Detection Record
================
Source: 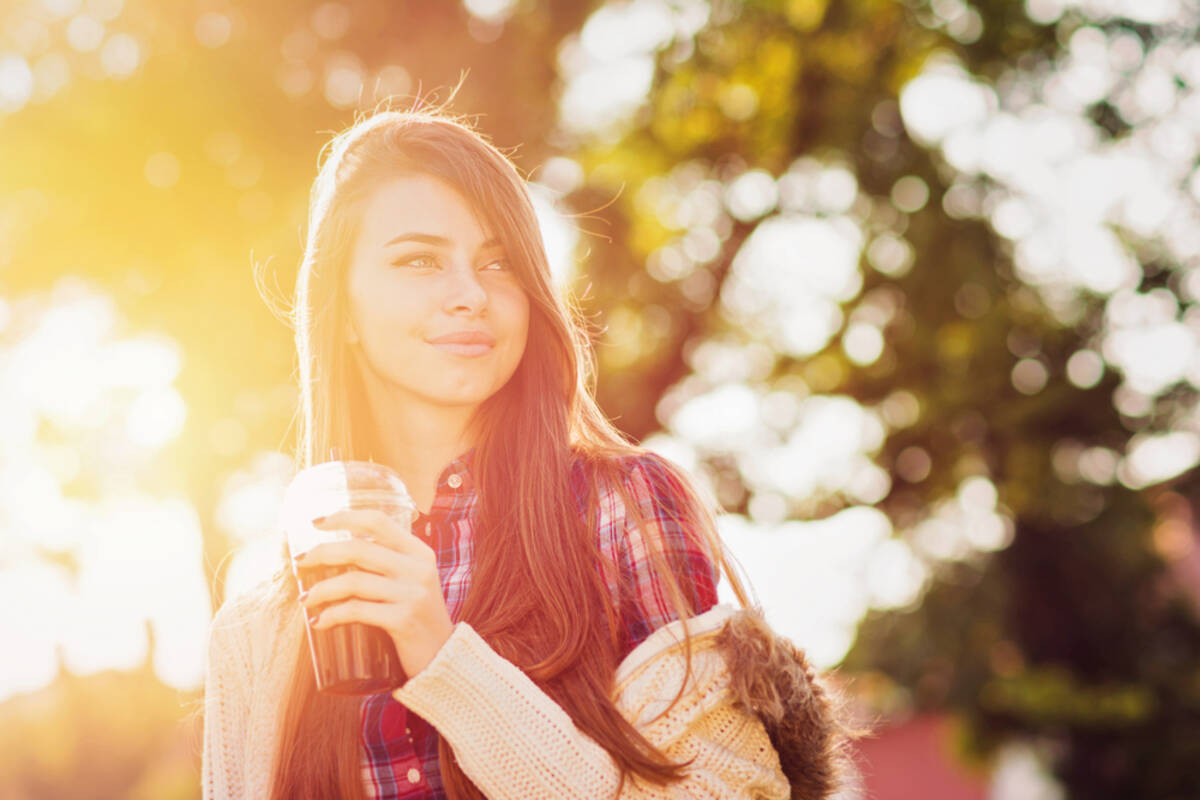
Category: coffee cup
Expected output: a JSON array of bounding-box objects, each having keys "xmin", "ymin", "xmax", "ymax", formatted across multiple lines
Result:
[{"xmin": 279, "ymin": 457, "xmax": 416, "ymax": 695}]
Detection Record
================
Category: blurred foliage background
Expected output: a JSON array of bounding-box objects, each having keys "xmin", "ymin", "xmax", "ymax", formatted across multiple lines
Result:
[{"xmin": 2, "ymin": 0, "xmax": 1200, "ymax": 797}]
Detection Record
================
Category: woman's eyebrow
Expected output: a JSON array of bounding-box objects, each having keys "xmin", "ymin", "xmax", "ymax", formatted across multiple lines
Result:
[
  {"xmin": 384, "ymin": 232, "xmax": 451, "ymax": 247},
  {"xmin": 382, "ymin": 233, "xmax": 502, "ymax": 250}
]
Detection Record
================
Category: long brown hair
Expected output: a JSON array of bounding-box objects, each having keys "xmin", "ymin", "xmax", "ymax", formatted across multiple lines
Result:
[{"xmin": 261, "ymin": 101, "xmax": 754, "ymax": 800}]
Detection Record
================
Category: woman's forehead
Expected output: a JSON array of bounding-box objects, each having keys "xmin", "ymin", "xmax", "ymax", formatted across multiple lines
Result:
[{"xmin": 357, "ymin": 173, "xmax": 495, "ymax": 246}]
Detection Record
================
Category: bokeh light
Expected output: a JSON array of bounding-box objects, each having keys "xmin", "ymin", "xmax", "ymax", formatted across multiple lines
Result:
[{"xmin": 0, "ymin": 280, "xmax": 207, "ymax": 701}]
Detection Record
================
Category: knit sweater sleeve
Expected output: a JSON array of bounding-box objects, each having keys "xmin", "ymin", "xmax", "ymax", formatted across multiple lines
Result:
[
  {"xmin": 202, "ymin": 597, "xmax": 255, "ymax": 800},
  {"xmin": 391, "ymin": 616, "xmax": 789, "ymax": 800}
]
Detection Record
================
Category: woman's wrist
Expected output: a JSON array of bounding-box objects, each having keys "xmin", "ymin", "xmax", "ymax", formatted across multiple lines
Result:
[{"xmin": 396, "ymin": 614, "xmax": 456, "ymax": 680}]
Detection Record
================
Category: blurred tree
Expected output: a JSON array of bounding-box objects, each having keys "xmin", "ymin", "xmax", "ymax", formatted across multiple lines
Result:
[{"xmin": 557, "ymin": 0, "xmax": 1200, "ymax": 797}]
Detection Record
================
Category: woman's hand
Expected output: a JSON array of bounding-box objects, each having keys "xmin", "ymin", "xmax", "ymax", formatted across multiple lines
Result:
[{"xmin": 296, "ymin": 509, "xmax": 454, "ymax": 679}]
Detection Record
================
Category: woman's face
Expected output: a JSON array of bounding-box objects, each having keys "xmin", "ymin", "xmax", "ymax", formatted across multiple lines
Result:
[{"xmin": 343, "ymin": 173, "xmax": 530, "ymax": 417}]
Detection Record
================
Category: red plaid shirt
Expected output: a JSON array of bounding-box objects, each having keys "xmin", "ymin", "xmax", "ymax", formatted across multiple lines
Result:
[{"xmin": 359, "ymin": 449, "xmax": 721, "ymax": 799}]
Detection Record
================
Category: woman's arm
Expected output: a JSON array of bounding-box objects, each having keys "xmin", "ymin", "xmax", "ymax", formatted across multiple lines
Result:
[
  {"xmin": 201, "ymin": 600, "xmax": 255, "ymax": 800},
  {"xmin": 392, "ymin": 615, "xmax": 789, "ymax": 800}
]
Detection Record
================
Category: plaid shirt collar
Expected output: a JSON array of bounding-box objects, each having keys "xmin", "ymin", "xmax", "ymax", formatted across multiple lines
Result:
[
  {"xmin": 412, "ymin": 447, "xmax": 476, "ymax": 531},
  {"xmin": 433, "ymin": 446, "xmax": 476, "ymax": 504}
]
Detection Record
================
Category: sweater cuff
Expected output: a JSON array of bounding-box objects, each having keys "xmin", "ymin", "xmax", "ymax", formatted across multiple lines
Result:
[
  {"xmin": 391, "ymin": 620, "xmax": 559, "ymax": 727},
  {"xmin": 394, "ymin": 620, "xmax": 483, "ymax": 698}
]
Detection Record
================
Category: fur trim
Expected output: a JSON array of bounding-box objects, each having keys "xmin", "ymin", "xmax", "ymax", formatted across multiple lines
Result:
[{"xmin": 715, "ymin": 608, "xmax": 859, "ymax": 800}]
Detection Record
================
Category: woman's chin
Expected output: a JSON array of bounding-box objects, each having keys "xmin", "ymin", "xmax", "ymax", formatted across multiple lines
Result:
[{"xmin": 411, "ymin": 383, "xmax": 503, "ymax": 409}]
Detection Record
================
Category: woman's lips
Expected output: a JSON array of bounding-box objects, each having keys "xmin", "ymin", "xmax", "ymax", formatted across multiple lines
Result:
[
  {"xmin": 429, "ymin": 341, "xmax": 493, "ymax": 357},
  {"xmin": 426, "ymin": 330, "xmax": 496, "ymax": 357}
]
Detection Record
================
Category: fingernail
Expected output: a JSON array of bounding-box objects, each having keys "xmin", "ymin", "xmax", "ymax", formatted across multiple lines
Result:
[
  {"xmin": 312, "ymin": 515, "xmax": 326, "ymax": 525},
  {"xmin": 293, "ymin": 551, "xmax": 306, "ymax": 562},
  {"xmin": 298, "ymin": 590, "xmax": 309, "ymax": 601},
  {"xmin": 308, "ymin": 612, "xmax": 320, "ymax": 626}
]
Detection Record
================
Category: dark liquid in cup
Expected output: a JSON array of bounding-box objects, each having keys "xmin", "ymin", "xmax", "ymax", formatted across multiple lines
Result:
[{"xmin": 296, "ymin": 563, "xmax": 408, "ymax": 695}]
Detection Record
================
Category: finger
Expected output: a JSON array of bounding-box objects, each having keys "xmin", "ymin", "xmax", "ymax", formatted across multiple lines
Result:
[
  {"xmin": 313, "ymin": 508, "xmax": 419, "ymax": 553},
  {"xmin": 301, "ymin": 566, "xmax": 421, "ymax": 611},
  {"xmin": 296, "ymin": 537, "xmax": 409, "ymax": 576},
  {"xmin": 310, "ymin": 596, "xmax": 419, "ymax": 632}
]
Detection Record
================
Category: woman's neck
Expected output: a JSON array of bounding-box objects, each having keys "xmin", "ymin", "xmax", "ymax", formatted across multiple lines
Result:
[{"xmin": 366, "ymin": 405, "xmax": 478, "ymax": 516}]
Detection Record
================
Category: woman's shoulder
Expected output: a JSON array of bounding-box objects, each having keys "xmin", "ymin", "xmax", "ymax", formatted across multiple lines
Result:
[
  {"xmin": 212, "ymin": 577, "xmax": 277, "ymax": 622},
  {"xmin": 572, "ymin": 446, "xmax": 680, "ymax": 473},
  {"xmin": 209, "ymin": 577, "xmax": 294, "ymax": 656},
  {"xmin": 568, "ymin": 447, "xmax": 692, "ymax": 507},
  {"xmin": 568, "ymin": 446, "xmax": 713, "ymax": 552}
]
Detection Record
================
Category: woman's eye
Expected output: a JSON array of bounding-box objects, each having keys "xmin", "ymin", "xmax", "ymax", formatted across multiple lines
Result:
[
  {"xmin": 481, "ymin": 258, "xmax": 509, "ymax": 272},
  {"xmin": 393, "ymin": 254, "xmax": 437, "ymax": 269}
]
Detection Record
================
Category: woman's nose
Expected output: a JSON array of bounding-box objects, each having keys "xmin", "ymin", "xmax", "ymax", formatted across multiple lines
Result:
[{"xmin": 443, "ymin": 262, "xmax": 488, "ymax": 315}]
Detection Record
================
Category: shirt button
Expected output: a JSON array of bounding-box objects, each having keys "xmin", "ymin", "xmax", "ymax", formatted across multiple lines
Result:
[
  {"xmin": 447, "ymin": 473, "xmax": 462, "ymax": 489},
  {"xmin": 407, "ymin": 768, "xmax": 421, "ymax": 784}
]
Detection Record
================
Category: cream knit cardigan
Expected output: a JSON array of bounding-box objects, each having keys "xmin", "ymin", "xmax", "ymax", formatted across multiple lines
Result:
[{"xmin": 202, "ymin": 585, "xmax": 790, "ymax": 799}]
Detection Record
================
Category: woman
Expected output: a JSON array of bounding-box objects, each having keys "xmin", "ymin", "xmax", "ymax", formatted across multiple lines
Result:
[{"xmin": 202, "ymin": 105, "xmax": 855, "ymax": 800}]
